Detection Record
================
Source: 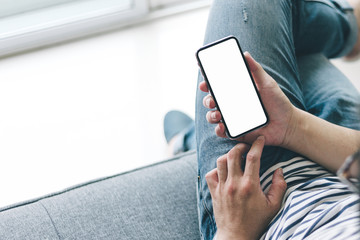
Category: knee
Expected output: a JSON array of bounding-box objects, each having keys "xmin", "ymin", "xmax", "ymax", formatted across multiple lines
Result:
[
  {"xmin": 311, "ymin": 95, "xmax": 360, "ymax": 130},
  {"xmin": 302, "ymin": 2, "xmax": 349, "ymax": 56}
]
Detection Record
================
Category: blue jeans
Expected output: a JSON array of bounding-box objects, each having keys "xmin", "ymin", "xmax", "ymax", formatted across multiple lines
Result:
[{"xmin": 193, "ymin": 0, "xmax": 360, "ymax": 239}]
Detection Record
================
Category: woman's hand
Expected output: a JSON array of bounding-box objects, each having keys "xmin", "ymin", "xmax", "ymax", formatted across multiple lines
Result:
[
  {"xmin": 206, "ymin": 136, "xmax": 287, "ymax": 240},
  {"xmin": 200, "ymin": 52, "xmax": 296, "ymax": 147}
]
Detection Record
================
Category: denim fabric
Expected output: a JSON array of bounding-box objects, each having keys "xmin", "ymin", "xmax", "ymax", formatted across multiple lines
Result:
[
  {"xmin": 295, "ymin": 0, "xmax": 358, "ymax": 57},
  {"xmin": 173, "ymin": 123, "xmax": 196, "ymax": 155},
  {"xmin": 194, "ymin": 0, "xmax": 360, "ymax": 239}
]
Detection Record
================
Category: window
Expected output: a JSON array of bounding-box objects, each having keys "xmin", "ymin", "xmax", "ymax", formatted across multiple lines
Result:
[
  {"xmin": 150, "ymin": 0, "xmax": 198, "ymax": 9},
  {"xmin": 0, "ymin": 0, "xmax": 147, "ymax": 57},
  {"xmin": 0, "ymin": 0, "xmax": 74, "ymax": 18},
  {"xmin": 0, "ymin": 0, "xmax": 209, "ymax": 58}
]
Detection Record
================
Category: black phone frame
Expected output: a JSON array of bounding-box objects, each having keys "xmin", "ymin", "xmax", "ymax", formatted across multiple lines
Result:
[{"xmin": 196, "ymin": 35, "xmax": 269, "ymax": 139}]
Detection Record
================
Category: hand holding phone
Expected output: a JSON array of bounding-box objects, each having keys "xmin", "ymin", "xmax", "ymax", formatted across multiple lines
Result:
[
  {"xmin": 196, "ymin": 36, "xmax": 268, "ymax": 139},
  {"xmin": 198, "ymin": 36, "xmax": 297, "ymax": 146}
]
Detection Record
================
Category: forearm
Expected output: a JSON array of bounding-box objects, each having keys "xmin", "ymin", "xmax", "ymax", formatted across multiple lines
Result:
[{"xmin": 283, "ymin": 107, "xmax": 360, "ymax": 172}]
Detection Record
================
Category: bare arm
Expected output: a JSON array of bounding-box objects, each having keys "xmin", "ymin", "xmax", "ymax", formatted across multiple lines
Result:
[
  {"xmin": 284, "ymin": 107, "xmax": 360, "ymax": 172},
  {"xmin": 200, "ymin": 52, "xmax": 360, "ymax": 173}
]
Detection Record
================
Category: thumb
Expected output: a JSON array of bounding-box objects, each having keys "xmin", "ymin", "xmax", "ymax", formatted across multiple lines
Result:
[
  {"xmin": 244, "ymin": 52, "xmax": 269, "ymax": 88},
  {"xmin": 266, "ymin": 168, "xmax": 287, "ymax": 209}
]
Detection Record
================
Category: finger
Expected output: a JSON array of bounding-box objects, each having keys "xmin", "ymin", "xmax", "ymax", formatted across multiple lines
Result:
[
  {"xmin": 217, "ymin": 154, "xmax": 228, "ymax": 183},
  {"xmin": 215, "ymin": 123, "xmax": 227, "ymax": 138},
  {"xmin": 203, "ymin": 94, "xmax": 216, "ymax": 109},
  {"xmin": 267, "ymin": 168, "xmax": 287, "ymax": 210},
  {"xmin": 205, "ymin": 168, "xmax": 219, "ymax": 194},
  {"xmin": 206, "ymin": 110, "xmax": 221, "ymax": 124},
  {"xmin": 244, "ymin": 136, "xmax": 265, "ymax": 178},
  {"xmin": 199, "ymin": 81, "xmax": 209, "ymax": 92},
  {"xmin": 227, "ymin": 144, "xmax": 250, "ymax": 178},
  {"xmin": 244, "ymin": 52, "xmax": 269, "ymax": 88}
]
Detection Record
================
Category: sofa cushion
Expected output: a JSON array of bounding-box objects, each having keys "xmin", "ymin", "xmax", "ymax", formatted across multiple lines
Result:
[
  {"xmin": 0, "ymin": 202, "xmax": 60, "ymax": 239},
  {"xmin": 0, "ymin": 151, "xmax": 200, "ymax": 240}
]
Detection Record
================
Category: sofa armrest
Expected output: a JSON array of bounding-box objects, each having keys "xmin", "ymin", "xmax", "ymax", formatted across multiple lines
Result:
[{"xmin": 0, "ymin": 151, "xmax": 200, "ymax": 240}]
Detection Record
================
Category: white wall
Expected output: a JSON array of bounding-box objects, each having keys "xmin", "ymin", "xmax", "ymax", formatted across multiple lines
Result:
[{"xmin": 0, "ymin": 7, "xmax": 208, "ymax": 208}]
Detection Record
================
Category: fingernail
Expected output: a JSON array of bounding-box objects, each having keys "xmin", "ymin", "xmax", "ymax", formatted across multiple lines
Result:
[
  {"xmin": 206, "ymin": 98, "xmax": 211, "ymax": 107},
  {"xmin": 277, "ymin": 168, "xmax": 283, "ymax": 177},
  {"xmin": 211, "ymin": 112, "xmax": 217, "ymax": 119},
  {"xmin": 257, "ymin": 135, "xmax": 265, "ymax": 141}
]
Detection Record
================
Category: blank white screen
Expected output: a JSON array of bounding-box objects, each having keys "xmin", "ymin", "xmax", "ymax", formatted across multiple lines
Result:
[{"xmin": 198, "ymin": 37, "xmax": 267, "ymax": 138}]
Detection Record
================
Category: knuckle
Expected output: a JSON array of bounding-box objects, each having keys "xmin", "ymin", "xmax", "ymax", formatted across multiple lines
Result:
[
  {"xmin": 246, "ymin": 152, "xmax": 258, "ymax": 163},
  {"xmin": 205, "ymin": 171, "xmax": 212, "ymax": 181},
  {"xmin": 227, "ymin": 148, "xmax": 236, "ymax": 161},
  {"xmin": 279, "ymin": 179, "xmax": 288, "ymax": 191},
  {"xmin": 217, "ymin": 156, "xmax": 227, "ymax": 166},
  {"xmin": 226, "ymin": 182, "xmax": 236, "ymax": 196},
  {"xmin": 205, "ymin": 175, "xmax": 214, "ymax": 187},
  {"xmin": 227, "ymin": 145, "xmax": 243, "ymax": 160},
  {"xmin": 240, "ymin": 177, "xmax": 254, "ymax": 196}
]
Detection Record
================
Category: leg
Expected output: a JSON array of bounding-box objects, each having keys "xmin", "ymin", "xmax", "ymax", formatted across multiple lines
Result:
[
  {"xmin": 298, "ymin": 54, "xmax": 360, "ymax": 130},
  {"xmin": 295, "ymin": 0, "xmax": 358, "ymax": 58},
  {"xmin": 295, "ymin": 0, "xmax": 360, "ymax": 127},
  {"xmin": 196, "ymin": 1, "xmax": 304, "ymax": 239},
  {"xmin": 294, "ymin": 0, "xmax": 360, "ymax": 121},
  {"xmin": 163, "ymin": 110, "xmax": 195, "ymax": 156}
]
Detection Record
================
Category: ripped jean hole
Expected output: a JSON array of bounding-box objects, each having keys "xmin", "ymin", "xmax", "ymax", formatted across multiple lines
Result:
[{"xmin": 242, "ymin": 8, "xmax": 248, "ymax": 22}]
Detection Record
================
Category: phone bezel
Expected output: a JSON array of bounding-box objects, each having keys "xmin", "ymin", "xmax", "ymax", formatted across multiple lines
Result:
[{"xmin": 196, "ymin": 35, "xmax": 269, "ymax": 139}]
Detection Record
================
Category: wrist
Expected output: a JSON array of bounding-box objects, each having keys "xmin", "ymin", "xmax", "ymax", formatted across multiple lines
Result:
[{"xmin": 282, "ymin": 106, "xmax": 304, "ymax": 151}]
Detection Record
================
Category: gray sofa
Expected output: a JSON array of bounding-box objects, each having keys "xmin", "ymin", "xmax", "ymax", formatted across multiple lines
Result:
[{"xmin": 0, "ymin": 151, "xmax": 201, "ymax": 240}]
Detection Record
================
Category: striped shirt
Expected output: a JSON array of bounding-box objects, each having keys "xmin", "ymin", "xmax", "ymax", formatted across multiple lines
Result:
[{"xmin": 260, "ymin": 157, "xmax": 360, "ymax": 240}]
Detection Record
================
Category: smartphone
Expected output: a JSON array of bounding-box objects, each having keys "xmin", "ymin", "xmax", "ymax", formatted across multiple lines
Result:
[{"xmin": 196, "ymin": 36, "xmax": 268, "ymax": 139}]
